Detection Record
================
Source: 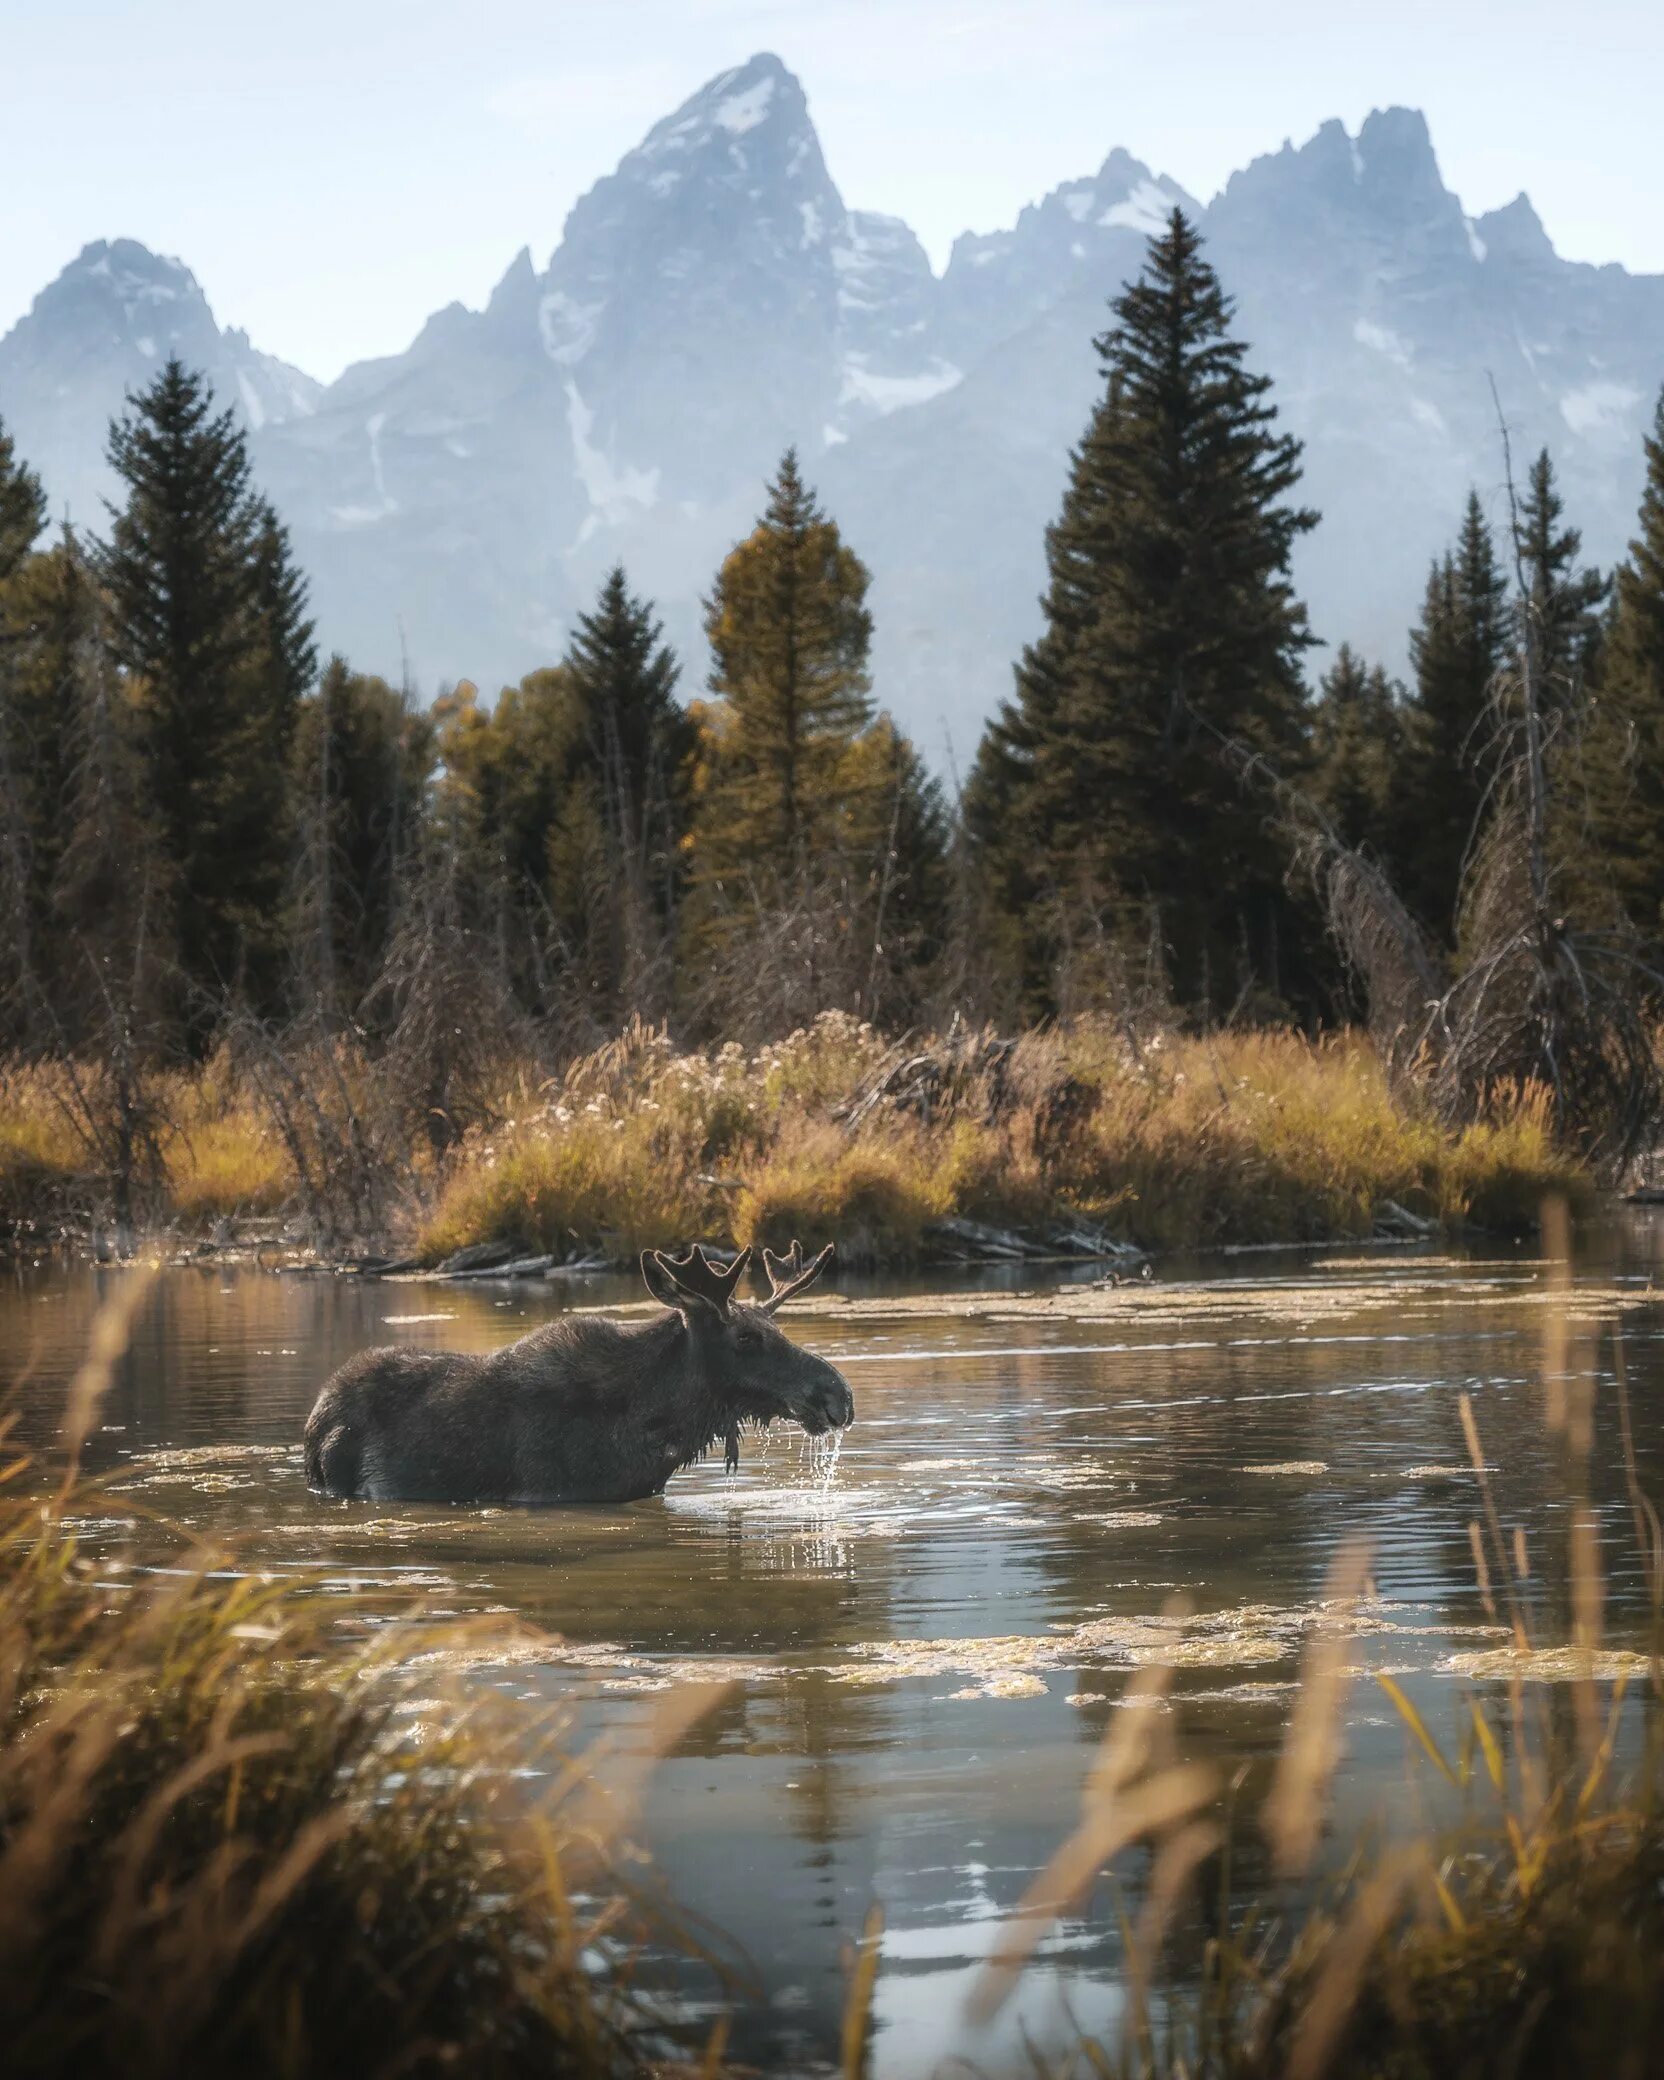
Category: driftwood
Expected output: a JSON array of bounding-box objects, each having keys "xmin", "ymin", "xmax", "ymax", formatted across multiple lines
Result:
[{"xmin": 924, "ymin": 1213, "xmax": 1146, "ymax": 1268}]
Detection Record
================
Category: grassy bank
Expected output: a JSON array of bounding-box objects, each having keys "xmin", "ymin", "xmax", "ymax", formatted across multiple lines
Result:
[
  {"xmin": 3, "ymin": 1018, "xmax": 1589, "ymax": 1264},
  {"xmin": 0, "ymin": 1054, "xmax": 288, "ymax": 1238},
  {"xmin": 420, "ymin": 1018, "xmax": 1586, "ymax": 1265}
]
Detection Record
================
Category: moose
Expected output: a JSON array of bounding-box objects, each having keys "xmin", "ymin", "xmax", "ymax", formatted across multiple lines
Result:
[{"xmin": 303, "ymin": 1241, "xmax": 852, "ymax": 1505}]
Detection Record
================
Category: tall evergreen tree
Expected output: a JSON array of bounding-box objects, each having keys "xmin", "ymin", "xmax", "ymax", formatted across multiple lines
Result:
[
  {"xmin": 0, "ymin": 535, "xmax": 101, "ymax": 1031},
  {"xmin": 969, "ymin": 211, "xmax": 1317, "ymax": 1017},
  {"xmin": 1396, "ymin": 494, "xmax": 1511, "ymax": 942},
  {"xmin": 557, "ymin": 567, "xmax": 692, "ymax": 1021},
  {"xmin": 1310, "ymin": 644, "xmax": 1403, "ymax": 862},
  {"xmin": 838, "ymin": 713, "xmax": 953, "ymax": 1016},
  {"xmin": 289, "ymin": 657, "xmax": 433, "ymax": 1018},
  {"xmin": 694, "ymin": 450, "xmax": 876, "ymax": 888},
  {"xmin": 245, "ymin": 500, "xmax": 318, "ymax": 747},
  {"xmin": 966, "ymin": 403, "xmax": 1117, "ymax": 997},
  {"xmin": 426, "ymin": 572, "xmax": 694, "ymax": 1040},
  {"xmin": 687, "ymin": 457, "xmax": 946, "ymax": 1030},
  {"xmin": 96, "ymin": 357, "xmax": 314, "ymax": 1023},
  {"xmin": 0, "ymin": 415, "xmax": 45, "ymax": 585},
  {"xmin": 50, "ymin": 576, "xmax": 177, "ymax": 1221},
  {"xmin": 1513, "ymin": 447, "xmax": 1608, "ymax": 709},
  {"xmin": 1579, "ymin": 389, "xmax": 1664, "ymax": 954}
]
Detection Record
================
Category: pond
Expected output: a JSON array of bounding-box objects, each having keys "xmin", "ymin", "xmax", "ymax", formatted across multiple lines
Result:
[{"xmin": 7, "ymin": 1222, "xmax": 1664, "ymax": 2076}]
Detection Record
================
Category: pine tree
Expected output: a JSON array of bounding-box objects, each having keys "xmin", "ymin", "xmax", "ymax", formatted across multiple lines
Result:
[
  {"xmin": 1579, "ymin": 388, "xmax": 1664, "ymax": 954},
  {"xmin": 685, "ymin": 458, "xmax": 952, "ymax": 1031},
  {"xmin": 0, "ymin": 422, "xmax": 49, "ymax": 1022},
  {"xmin": 49, "ymin": 578, "xmax": 177, "ymax": 1222},
  {"xmin": 1396, "ymin": 494, "xmax": 1511, "ymax": 942},
  {"xmin": 96, "ymin": 358, "xmax": 314, "ymax": 1024},
  {"xmin": 559, "ymin": 567, "xmax": 692, "ymax": 1019},
  {"xmin": 836, "ymin": 714, "xmax": 952, "ymax": 1018},
  {"xmin": 289, "ymin": 656, "xmax": 434, "ymax": 1018},
  {"xmin": 0, "ymin": 536, "xmax": 100, "ymax": 1032},
  {"xmin": 969, "ymin": 211, "xmax": 1317, "ymax": 1017},
  {"xmin": 694, "ymin": 450, "xmax": 875, "ymax": 889},
  {"xmin": 1514, "ymin": 448, "xmax": 1608, "ymax": 711},
  {"xmin": 1310, "ymin": 644, "xmax": 1402, "ymax": 860},
  {"xmin": 245, "ymin": 500, "xmax": 318, "ymax": 744},
  {"xmin": 426, "ymin": 574, "xmax": 693, "ymax": 1038},
  {"xmin": 966, "ymin": 402, "xmax": 1117, "ymax": 1004},
  {"xmin": 0, "ymin": 414, "xmax": 45, "ymax": 585}
]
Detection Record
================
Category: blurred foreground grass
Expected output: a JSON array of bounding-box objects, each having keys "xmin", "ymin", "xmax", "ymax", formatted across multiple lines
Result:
[{"xmin": 0, "ymin": 1271, "xmax": 695, "ymax": 2079}]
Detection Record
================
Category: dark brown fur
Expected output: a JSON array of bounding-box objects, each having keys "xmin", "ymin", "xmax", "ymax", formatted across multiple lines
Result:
[{"xmin": 303, "ymin": 1245, "xmax": 851, "ymax": 1505}]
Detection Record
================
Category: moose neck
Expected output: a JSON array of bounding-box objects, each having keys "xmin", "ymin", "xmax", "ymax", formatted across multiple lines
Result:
[{"xmin": 637, "ymin": 1311, "xmax": 734, "ymax": 1478}]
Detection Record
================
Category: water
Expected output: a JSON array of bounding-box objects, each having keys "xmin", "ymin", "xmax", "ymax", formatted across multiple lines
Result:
[{"xmin": 7, "ymin": 1222, "xmax": 1664, "ymax": 2075}]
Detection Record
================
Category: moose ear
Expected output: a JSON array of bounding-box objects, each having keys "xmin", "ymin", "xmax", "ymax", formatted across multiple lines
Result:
[{"xmin": 641, "ymin": 1250, "xmax": 696, "ymax": 1313}]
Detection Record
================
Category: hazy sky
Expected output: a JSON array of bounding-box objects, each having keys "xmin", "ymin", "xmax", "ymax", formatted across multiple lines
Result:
[{"xmin": 5, "ymin": 0, "xmax": 1660, "ymax": 383}]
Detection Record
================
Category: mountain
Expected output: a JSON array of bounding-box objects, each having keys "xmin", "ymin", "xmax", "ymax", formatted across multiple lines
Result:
[
  {"xmin": 0, "ymin": 238, "xmax": 320, "ymax": 534},
  {"xmin": 3, "ymin": 56, "xmax": 1661, "ymax": 757}
]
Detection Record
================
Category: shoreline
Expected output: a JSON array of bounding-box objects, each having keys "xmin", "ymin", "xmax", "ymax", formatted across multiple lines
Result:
[{"xmin": 3, "ymin": 1020, "xmax": 1591, "ymax": 1275}]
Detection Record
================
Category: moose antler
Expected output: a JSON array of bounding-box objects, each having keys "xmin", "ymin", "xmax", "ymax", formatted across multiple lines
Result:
[
  {"xmin": 652, "ymin": 1243, "xmax": 752, "ymax": 1312},
  {"xmin": 757, "ymin": 1239, "xmax": 835, "ymax": 1315}
]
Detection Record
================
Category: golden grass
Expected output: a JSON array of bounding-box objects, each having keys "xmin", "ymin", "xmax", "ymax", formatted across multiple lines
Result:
[
  {"xmin": 421, "ymin": 1020, "xmax": 1588, "ymax": 1266},
  {"xmin": 157, "ymin": 1059, "xmax": 289, "ymax": 1221},
  {"xmin": 2, "ymin": 1019, "xmax": 1594, "ymax": 1260},
  {"xmin": 0, "ymin": 1055, "xmax": 289, "ymax": 1236}
]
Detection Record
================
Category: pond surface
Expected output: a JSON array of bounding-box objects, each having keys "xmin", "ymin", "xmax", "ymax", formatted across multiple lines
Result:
[{"xmin": 7, "ymin": 1223, "xmax": 1664, "ymax": 2076}]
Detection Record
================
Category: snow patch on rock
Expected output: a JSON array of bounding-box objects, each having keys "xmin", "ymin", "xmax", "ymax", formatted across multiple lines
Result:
[
  {"xmin": 1099, "ymin": 180, "xmax": 1174, "ymax": 236},
  {"xmin": 328, "ymin": 412, "xmax": 399, "ymax": 528},
  {"xmin": 564, "ymin": 381, "xmax": 659, "ymax": 526},
  {"xmin": 1560, "ymin": 380, "xmax": 1642, "ymax": 436},
  {"xmin": 713, "ymin": 74, "xmax": 775, "ymax": 135},
  {"xmin": 840, "ymin": 356, "xmax": 963, "ymax": 414},
  {"xmin": 1354, "ymin": 316, "xmax": 1412, "ymax": 369},
  {"xmin": 539, "ymin": 290, "xmax": 601, "ymax": 367}
]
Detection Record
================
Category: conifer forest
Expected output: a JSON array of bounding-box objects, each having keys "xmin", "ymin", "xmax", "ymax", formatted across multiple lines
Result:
[{"xmin": 4, "ymin": 209, "xmax": 1664, "ymax": 1249}]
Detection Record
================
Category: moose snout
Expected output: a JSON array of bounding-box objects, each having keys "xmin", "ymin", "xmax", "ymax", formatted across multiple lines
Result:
[{"xmin": 797, "ymin": 1358, "xmax": 855, "ymax": 1434}]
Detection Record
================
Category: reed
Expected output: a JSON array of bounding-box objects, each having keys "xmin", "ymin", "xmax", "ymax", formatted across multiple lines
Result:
[
  {"xmin": 981, "ymin": 1241, "xmax": 1664, "ymax": 2080},
  {"xmin": 3, "ymin": 1020, "xmax": 1591, "ymax": 1262},
  {"xmin": 425, "ymin": 1020, "xmax": 1587, "ymax": 1266},
  {"xmin": 0, "ymin": 1275, "xmax": 689, "ymax": 2080}
]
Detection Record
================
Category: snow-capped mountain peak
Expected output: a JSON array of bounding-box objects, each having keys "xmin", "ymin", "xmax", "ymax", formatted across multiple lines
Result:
[
  {"xmin": 2, "ymin": 72, "xmax": 1659, "ymax": 768},
  {"xmin": 0, "ymin": 237, "xmax": 318, "ymax": 530}
]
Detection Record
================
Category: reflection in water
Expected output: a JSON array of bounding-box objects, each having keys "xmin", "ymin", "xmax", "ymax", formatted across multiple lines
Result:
[{"xmin": 6, "ymin": 1219, "xmax": 1664, "ymax": 2076}]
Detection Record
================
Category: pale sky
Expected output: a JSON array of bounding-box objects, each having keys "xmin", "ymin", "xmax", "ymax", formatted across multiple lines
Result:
[{"xmin": 4, "ymin": 0, "xmax": 1660, "ymax": 383}]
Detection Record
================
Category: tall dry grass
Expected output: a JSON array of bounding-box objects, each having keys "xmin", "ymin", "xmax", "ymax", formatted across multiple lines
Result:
[
  {"xmin": 423, "ymin": 1018, "xmax": 1586, "ymax": 1266},
  {"xmin": 0, "ymin": 1274, "xmax": 699, "ymax": 2079},
  {"xmin": 913, "ymin": 1206, "xmax": 1664, "ymax": 2080},
  {"xmin": 1, "ymin": 1053, "xmax": 288, "ymax": 1237},
  {"xmin": 3, "ymin": 1018, "xmax": 1593, "ymax": 1261}
]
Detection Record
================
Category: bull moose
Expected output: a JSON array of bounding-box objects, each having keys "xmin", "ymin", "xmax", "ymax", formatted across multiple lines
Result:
[{"xmin": 303, "ymin": 1240, "xmax": 851, "ymax": 1505}]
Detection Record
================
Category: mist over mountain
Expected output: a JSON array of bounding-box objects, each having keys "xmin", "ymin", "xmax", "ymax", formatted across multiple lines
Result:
[{"xmin": 3, "ymin": 52, "xmax": 1660, "ymax": 756}]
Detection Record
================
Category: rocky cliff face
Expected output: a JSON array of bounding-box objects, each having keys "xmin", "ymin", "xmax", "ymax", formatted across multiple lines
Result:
[{"xmin": 4, "ymin": 56, "xmax": 1660, "ymax": 753}]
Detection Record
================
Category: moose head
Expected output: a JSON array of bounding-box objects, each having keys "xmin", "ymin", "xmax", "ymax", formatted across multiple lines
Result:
[{"xmin": 639, "ymin": 1239, "xmax": 853, "ymax": 1465}]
